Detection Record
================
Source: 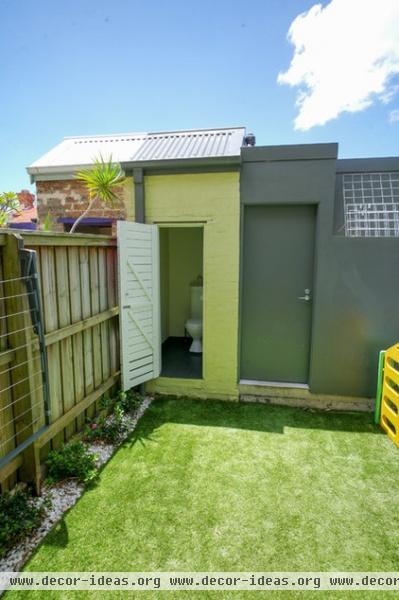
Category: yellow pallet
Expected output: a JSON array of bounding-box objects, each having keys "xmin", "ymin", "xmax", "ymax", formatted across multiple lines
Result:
[{"xmin": 380, "ymin": 343, "xmax": 399, "ymax": 447}]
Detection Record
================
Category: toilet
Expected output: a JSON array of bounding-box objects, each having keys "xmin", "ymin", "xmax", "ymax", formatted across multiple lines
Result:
[{"xmin": 185, "ymin": 278, "xmax": 203, "ymax": 353}]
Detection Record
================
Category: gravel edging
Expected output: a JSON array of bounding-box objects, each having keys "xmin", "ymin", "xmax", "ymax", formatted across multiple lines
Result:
[{"xmin": 0, "ymin": 397, "xmax": 152, "ymax": 575}]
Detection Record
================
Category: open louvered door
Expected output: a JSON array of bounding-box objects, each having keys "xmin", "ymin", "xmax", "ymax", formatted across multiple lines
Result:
[{"xmin": 117, "ymin": 221, "xmax": 161, "ymax": 390}]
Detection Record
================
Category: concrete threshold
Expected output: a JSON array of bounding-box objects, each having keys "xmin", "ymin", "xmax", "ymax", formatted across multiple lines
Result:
[{"xmin": 239, "ymin": 381, "xmax": 374, "ymax": 412}]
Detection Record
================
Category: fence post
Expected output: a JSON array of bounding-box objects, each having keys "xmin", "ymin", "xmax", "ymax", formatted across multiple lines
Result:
[{"xmin": 3, "ymin": 233, "xmax": 41, "ymax": 493}]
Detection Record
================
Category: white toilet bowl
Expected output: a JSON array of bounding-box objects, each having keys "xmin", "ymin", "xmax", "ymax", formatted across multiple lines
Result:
[{"xmin": 185, "ymin": 318, "xmax": 203, "ymax": 353}]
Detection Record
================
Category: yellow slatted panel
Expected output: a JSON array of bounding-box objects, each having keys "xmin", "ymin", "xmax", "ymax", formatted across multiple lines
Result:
[
  {"xmin": 384, "ymin": 363, "xmax": 399, "ymax": 389},
  {"xmin": 380, "ymin": 342, "xmax": 399, "ymax": 446},
  {"xmin": 386, "ymin": 344, "xmax": 399, "ymax": 364}
]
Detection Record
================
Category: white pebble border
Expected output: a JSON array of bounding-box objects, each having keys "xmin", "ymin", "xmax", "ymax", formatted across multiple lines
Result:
[{"xmin": 0, "ymin": 397, "xmax": 152, "ymax": 575}]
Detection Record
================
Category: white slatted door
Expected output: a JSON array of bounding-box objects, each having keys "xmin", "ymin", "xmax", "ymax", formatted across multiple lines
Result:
[{"xmin": 117, "ymin": 221, "xmax": 161, "ymax": 390}]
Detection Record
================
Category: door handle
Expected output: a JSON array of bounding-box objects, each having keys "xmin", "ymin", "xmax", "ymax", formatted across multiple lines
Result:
[
  {"xmin": 122, "ymin": 305, "xmax": 131, "ymax": 309},
  {"xmin": 298, "ymin": 289, "xmax": 311, "ymax": 302}
]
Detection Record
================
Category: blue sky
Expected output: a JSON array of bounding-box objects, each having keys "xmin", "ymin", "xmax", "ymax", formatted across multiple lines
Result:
[{"xmin": 1, "ymin": 0, "xmax": 398, "ymax": 192}]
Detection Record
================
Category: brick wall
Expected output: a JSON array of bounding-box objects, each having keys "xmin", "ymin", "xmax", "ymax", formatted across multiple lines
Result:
[{"xmin": 36, "ymin": 178, "xmax": 133, "ymax": 234}]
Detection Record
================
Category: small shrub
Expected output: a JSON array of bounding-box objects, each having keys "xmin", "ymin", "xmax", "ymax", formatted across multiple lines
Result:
[
  {"xmin": 113, "ymin": 401, "xmax": 125, "ymax": 424},
  {"xmin": 84, "ymin": 416, "xmax": 118, "ymax": 444},
  {"xmin": 83, "ymin": 389, "xmax": 142, "ymax": 444},
  {"xmin": 45, "ymin": 440, "xmax": 97, "ymax": 484},
  {"xmin": 99, "ymin": 392, "xmax": 113, "ymax": 414},
  {"xmin": 84, "ymin": 404, "xmax": 127, "ymax": 444},
  {"xmin": 117, "ymin": 389, "xmax": 143, "ymax": 413},
  {"xmin": 0, "ymin": 489, "xmax": 49, "ymax": 558},
  {"xmin": 84, "ymin": 416, "xmax": 106, "ymax": 442}
]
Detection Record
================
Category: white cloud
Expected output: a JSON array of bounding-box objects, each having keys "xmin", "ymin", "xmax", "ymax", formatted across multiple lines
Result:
[
  {"xmin": 389, "ymin": 109, "xmax": 399, "ymax": 122},
  {"xmin": 278, "ymin": 0, "xmax": 399, "ymax": 130}
]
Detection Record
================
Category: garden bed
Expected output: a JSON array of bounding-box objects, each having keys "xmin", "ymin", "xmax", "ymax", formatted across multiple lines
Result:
[{"xmin": 0, "ymin": 396, "xmax": 151, "ymax": 574}]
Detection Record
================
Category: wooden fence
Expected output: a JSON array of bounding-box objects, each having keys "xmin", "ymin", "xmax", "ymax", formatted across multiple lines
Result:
[{"xmin": 0, "ymin": 231, "xmax": 120, "ymax": 492}]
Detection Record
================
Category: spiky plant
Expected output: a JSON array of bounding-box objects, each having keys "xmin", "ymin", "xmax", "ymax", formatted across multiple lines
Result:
[
  {"xmin": 43, "ymin": 211, "xmax": 55, "ymax": 232},
  {"xmin": 70, "ymin": 155, "xmax": 125, "ymax": 234},
  {"xmin": 0, "ymin": 192, "xmax": 20, "ymax": 227}
]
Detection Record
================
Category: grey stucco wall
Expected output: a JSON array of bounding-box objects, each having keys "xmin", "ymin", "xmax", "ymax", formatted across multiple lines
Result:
[
  {"xmin": 312, "ymin": 237, "xmax": 399, "ymax": 396},
  {"xmin": 240, "ymin": 144, "xmax": 399, "ymax": 398}
]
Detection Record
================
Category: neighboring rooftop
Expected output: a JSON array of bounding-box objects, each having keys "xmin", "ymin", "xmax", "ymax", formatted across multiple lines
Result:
[
  {"xmin": 10, "ymin": 205, "xmax": 37, "ymax": 225},
  {"xmin": 8, "ymin": 190, "xmax": 37, "ymax": 229},
  {"xmin": 27, "ymin": 127, "xmax": 246, "ymax": 179}
]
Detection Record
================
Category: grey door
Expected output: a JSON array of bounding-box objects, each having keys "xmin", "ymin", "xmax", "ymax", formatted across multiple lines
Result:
[{"xmin": 240, "ymin": 205, "xmax": 316, "ymax": 384}]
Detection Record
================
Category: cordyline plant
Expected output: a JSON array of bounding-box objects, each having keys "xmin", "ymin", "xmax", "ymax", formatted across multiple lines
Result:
[
  {"xmin": 70, "ymin": 155, "xmax": 125, "ymax": 233},
  {"xmin": 0, "ymin": 192, "xmax": 20, "ymax": 228}
]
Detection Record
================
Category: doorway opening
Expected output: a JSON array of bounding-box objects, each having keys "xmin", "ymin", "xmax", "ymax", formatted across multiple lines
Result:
[{"xmin": 159, "ymin": 226, "xmax": 204, "ymax": 379}]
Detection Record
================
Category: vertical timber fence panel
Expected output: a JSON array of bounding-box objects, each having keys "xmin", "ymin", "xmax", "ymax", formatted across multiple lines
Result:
[
  {"xmin": 0, "ymin": 231, "xmax": 120, "ymax": 491},
  {"xmin": 0, "ymin": 233, "xmax": 46, "ymax": 492}
]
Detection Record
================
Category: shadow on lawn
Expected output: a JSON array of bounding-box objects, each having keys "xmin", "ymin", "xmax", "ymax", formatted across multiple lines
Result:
[
  {"xmin": 124, "ymin": 396, "xmax": 382, "ymax": 447},
  {"xmin": 41, "ymin": 476, "xmax": 106, "ymax": 550},
  {"xmin": 42, "ymin": 520, "xmax": 69, "ymax": 549}
]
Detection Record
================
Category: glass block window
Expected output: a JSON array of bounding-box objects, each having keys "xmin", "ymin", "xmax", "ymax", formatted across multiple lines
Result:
[{"xmin": 343, "ymin": 172, "xmax": 399, "ymax": 237}]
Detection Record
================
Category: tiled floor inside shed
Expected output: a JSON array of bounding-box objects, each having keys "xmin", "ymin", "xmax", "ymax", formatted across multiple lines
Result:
[{"xmin": 161, "ymin": 337, "xmax": 202, "ymax": 379}]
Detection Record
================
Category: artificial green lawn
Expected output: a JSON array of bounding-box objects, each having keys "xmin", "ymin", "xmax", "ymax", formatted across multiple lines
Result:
[{"xmin": 8, "ymin": 397, "xmax": 399, "ymax": 599}]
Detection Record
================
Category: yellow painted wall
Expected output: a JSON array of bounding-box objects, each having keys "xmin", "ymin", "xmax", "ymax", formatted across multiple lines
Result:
[
  {"xmin": 144, "ymin": 172, "xmax": 240, "ymax": 400},
  {"xmin": 123, "ymin": 176, "xmax": 135, "ymax": 221}
]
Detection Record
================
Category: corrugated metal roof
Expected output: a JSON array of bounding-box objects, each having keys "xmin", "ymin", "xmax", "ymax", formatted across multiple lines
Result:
[
  {"xmin": 28, "ymin": 134, "xmax": 146, "ymax": 171},
  {"xmin": 132, "ymin": 128, "xmax": 244, "ymax": 161},
  {"xmin": 27, "ymin": 127, "xmax": 245, "ymax": 177}
]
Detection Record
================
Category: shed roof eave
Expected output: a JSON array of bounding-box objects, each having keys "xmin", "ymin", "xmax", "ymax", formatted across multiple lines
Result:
[
  {"xmin": 121, "ymin": 155, "xmax": 241, "ymax": 171},
  {"xmin": 27, "ymin": 163, "xmax": 90, "ymax": 176},
  {"xmin": 242, "ymin": 143, "xmax": 339, "ymax": 163},
  {"xmin": 27, "ymin": 154, "xmax": 242, "ymax": 182},
  {"xmin": 336, "ymin": 156, "xmax": 399, "ymax": 173},
  {"xmin": 27, "ymin": 163, "xmax": 90, "ymax": 183}
]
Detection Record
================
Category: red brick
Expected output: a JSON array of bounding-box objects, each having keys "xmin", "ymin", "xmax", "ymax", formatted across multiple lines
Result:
[{"xmin": 36, "ymin": 180, "xmax": 128, "ymax": 232}]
